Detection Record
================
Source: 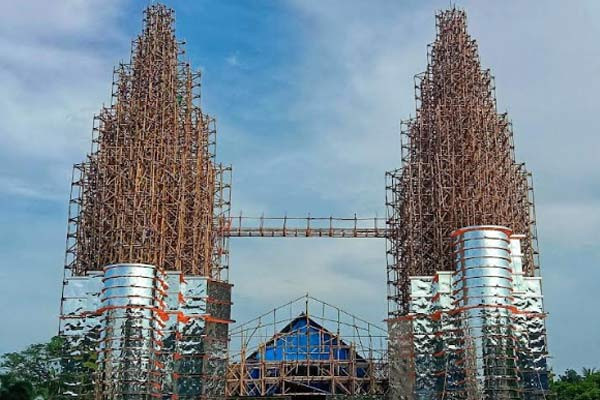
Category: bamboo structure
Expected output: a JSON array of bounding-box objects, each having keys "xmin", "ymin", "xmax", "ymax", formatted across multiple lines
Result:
[
  {"xmin": 226, "ymin": 295, "xmax": 388, "ymax": 398},
  {"xmin": 56, "ymin": 3, "xmax": 551, "ymax": 399},
  {"xmin": 222, "ymin": 215, "xmax": 389, "ymax": 238},
  {"xmin": 64, "ymin": 4, "xmax": 231, "ymax": 280},
  {"xmin": 386, "ymin": 8, "xmax": 540, "ymax": 318},
  {"xmin": 59, "ymin": 6, "xmax": 232, "ymax": 398}
]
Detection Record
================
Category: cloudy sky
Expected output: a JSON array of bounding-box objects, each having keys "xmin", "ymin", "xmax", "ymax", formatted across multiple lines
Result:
[{"xmin": 0, "ymin": 0, "xmax": 598, "ymax": 374}]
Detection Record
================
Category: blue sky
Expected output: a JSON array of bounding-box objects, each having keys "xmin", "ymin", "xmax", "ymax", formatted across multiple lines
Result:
[{"xmin": 0, "ymin": 0, "xmax": 599, "ymax": 374}]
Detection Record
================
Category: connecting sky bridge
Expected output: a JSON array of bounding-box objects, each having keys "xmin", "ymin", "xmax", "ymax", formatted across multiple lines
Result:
[{"xmin": 220, "ymin": 215, "xmax": 390, "ymax": 239}]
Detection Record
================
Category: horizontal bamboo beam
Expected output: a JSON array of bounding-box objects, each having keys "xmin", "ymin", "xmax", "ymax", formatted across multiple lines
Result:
[{"xmin": 219, "ymin": 216, "xmax": 390, "ymax": 238}]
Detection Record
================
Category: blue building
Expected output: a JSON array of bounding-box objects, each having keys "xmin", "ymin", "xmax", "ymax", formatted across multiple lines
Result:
[{"xmin": 226, "ymin": 296, "xmax": 387, "ymax": 398}]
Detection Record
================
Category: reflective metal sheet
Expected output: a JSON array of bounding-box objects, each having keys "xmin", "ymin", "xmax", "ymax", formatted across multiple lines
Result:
[
  {"xmin": 103, "ymin": 263, "xmax": 156, "ymax": 278},
  {"xmin": 388, "ymin": 318, "xmax": 416, "ymax": 400},
  {"xmin": 59, "ymin": 265, "xmax": 232, "ymax": 399},
  {"xmin": 453, "ymin": 226, "xmax": 519, "ymax": 398},
  {"xmin": 434, "ymin": 271, "xmax": 452, "ymax": 294},
  {"xmin": 510, "ymin": 236, "xmax": 525, "ymax": 292},
  {"xmin": 454, "ymin": 256, "xmax": 512, "ymax": 269},
  {"xmin": 96, "ymin": 264, "xmax": 161, "ymax": 398},
  {"xmin": 59, "ymin": 273, "xmax": 103, "ymax": 399},
  {"xmin": 513, "ymin": 275, "xmax": 548, "ymax": 399},
  {"xmin": 399, "ymin": 226, "xmax": 549, "ymax": 399}
]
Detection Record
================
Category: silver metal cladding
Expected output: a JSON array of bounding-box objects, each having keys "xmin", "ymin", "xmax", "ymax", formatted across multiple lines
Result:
[
  {"xmin": 58, "ymin": 264, "xmax": 232, "ymax": 399},
  {"xmin": 513, "ymin": 277, "xmax": 549, "ymax": 399},
  {"xmin": 59, "ymin": 273, "xmax": 103, "ymax": 399},
  {"xmin": 399, "ymin": 226, "xmax": 550, "ymax": 399},
  {"xmin": 97, "ymin": 263, "xmax": 162, "ymax": 398},
  {"xmin": 452, "ymin": 226, "xmax": 520, "ymax": 399}
]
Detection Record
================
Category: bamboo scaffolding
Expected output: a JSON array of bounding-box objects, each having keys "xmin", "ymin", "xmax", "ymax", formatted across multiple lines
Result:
[
  {"xmin": 226, "ymin": 295, "xmax": 388, "ymax": 397},
  {"xmin": 386, "ymin": 9, "xmax": 540, "ymax": 318},
  {"xmin": 64, "ymin": 5, "xmax": 231, "ymax": 280}
]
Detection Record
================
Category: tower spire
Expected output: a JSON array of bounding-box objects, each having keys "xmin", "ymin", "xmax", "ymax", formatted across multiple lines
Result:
[
  {"xmin": 387, "ymin": 8, "xmax": 537, "ymax": 316},
  {"xmin": 65, "ymin": 4, "xmax": 228, "ymax": 278}
]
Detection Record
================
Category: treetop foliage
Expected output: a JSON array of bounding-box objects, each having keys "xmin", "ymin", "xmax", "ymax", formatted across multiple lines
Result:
[
  {"xmin": 551, "ymin": 368, "xmax": 600, "ymax": 400},
  {"xmin": 0, "ymin": 337, "xmax": 598, "ymax": 399}
]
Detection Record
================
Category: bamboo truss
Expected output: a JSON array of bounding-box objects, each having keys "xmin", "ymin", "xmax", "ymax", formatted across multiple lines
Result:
[
  {"xmin": 64, "ymin": 4, "xmax": 231, "ymax": 279},
  {"xmin": 226, "ymin": 295, "xmax": 388, "ymax": 398},
  {"xmin": 386, "ymin": 9, "xmax": 540, "ymax": 317},
  {"xmin": 222, "ymin": 215, "xmax": 389, "ymax": 238},
  {"xmin": 58, "ymin": 4, "xmax": 549, "ymax": 399}
]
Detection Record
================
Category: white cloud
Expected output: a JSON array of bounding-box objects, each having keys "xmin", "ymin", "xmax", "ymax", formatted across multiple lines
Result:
[
  {"xmin": 230, "ymin": 0, "xmax": 600, "ymax": 373},
  {"xmin": 1, "ymin": 0, "xmax": 598, "ymax": 375},
  {"xmin": 226, "ymin": 53, "xmax": 241, "ymax": 67},
  {"xmin": 0, "ymin": 0, "xmax": 130, "ymax": 199},
  {"xmin": 0, "ymin": 0, "xmax": 128, "ymax": 353},
  {"xmin": 229, "ymin": 238, "xmax": 388, "ymax": 328},
  {"xmin": 0, "ymin": 176, "xmax": 62, "ymax": 200},
  {"xmin": 0, "ymin": 0, "xmax": 124, "ymax": 39},
  {"xmin": 538, "ymin": 202, "xmax": 600, "ymax": 247}
]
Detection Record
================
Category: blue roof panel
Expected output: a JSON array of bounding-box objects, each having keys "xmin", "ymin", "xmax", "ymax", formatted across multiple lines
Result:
[{"xmin": 248, "ymin": 314, "xmax": 358, "ymax": 362}]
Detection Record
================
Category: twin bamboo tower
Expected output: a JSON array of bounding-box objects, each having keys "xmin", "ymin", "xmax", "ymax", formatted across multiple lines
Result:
[
  {"xmin": 59, "ymin": 4, "xmax": 548, "ymax": 400},
  {"xmin": 386, "ymin": 9, "xmax": 539, "ymax": 316},
  {"xmin": 65, "ymin": 5, "xmax": 231, "ymax": 280}
]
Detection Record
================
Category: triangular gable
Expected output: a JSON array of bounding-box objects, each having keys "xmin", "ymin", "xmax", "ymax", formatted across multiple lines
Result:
[{"xmin": 247, "ymin": 313, "xmax": 365, "ymax": 362}]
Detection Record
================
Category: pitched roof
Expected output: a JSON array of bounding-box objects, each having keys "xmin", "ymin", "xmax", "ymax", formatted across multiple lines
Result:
[{"xmin": 247, "ymin": 313, "xmax": 365, "ymax": 362}]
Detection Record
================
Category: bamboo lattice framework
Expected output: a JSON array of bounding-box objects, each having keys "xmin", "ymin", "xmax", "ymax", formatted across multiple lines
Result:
[
  {"xmin": 57, "ymin": 5, "xmax": 550, "ymax": 399},
  {"xmin": 64, "ymin": 4, "xmax": 231, "ymax": 280},
  {"xmin": 386, "ymin": 8, "xmax": 541, "ymax": 318},
  {"xmin": 226, "ymin": 295, "xmax": 388, "ymax": 397},
  {"xmin": 222, "ymin": 215, "xmax": 389, "ymax": 238}
]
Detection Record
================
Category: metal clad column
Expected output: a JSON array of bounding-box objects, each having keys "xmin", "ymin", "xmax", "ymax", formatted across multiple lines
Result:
[
  {"xmin": 387, "ymin": 318, "xmax": 417, "ymax": 400},
  {"xmin": 59, "ymin": 273, "xmax": 103, "ymax": 399},
  {"xmin": 432, "ymin": 271, "xmax": 463, "ymax": 398},
  {"xmin": 511, "ymin": 234, "xmax": 549, "ymax": 399},
  {"xmin": 203, "ymin": 280, "xmax": 233, "ymax": 397},
  {"xmin": 408, "ymin": 277, "xmax": 435, "ymax": 400},
  {"xmin": 98, "ymin": 263, "xmax": 163, "ymax": 399},
  {"xmin": 451, "ymin": 226, "xmax": 519, "ymax": 400}
]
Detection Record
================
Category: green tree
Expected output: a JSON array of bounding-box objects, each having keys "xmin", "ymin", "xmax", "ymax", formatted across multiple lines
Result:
[
  {"xmin": 551, "ymin": 368, "xmax": 600, "ymax": 400},
  {"xmin": 0, "ymin": 379, "xmax": 34, "ymax": 400},
  {"xmin": 0, "ymin": 337, "xmax": 63, "ymax": 399}
]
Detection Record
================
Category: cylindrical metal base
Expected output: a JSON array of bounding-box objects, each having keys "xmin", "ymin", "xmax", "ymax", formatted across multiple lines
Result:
[
  {"xmin": 98, "ymin": 263, "xmax": 163, "ymax": 399},
  {"xmin": 451, "ymin": 226, "xmax": 519, "ymax": 400}
]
